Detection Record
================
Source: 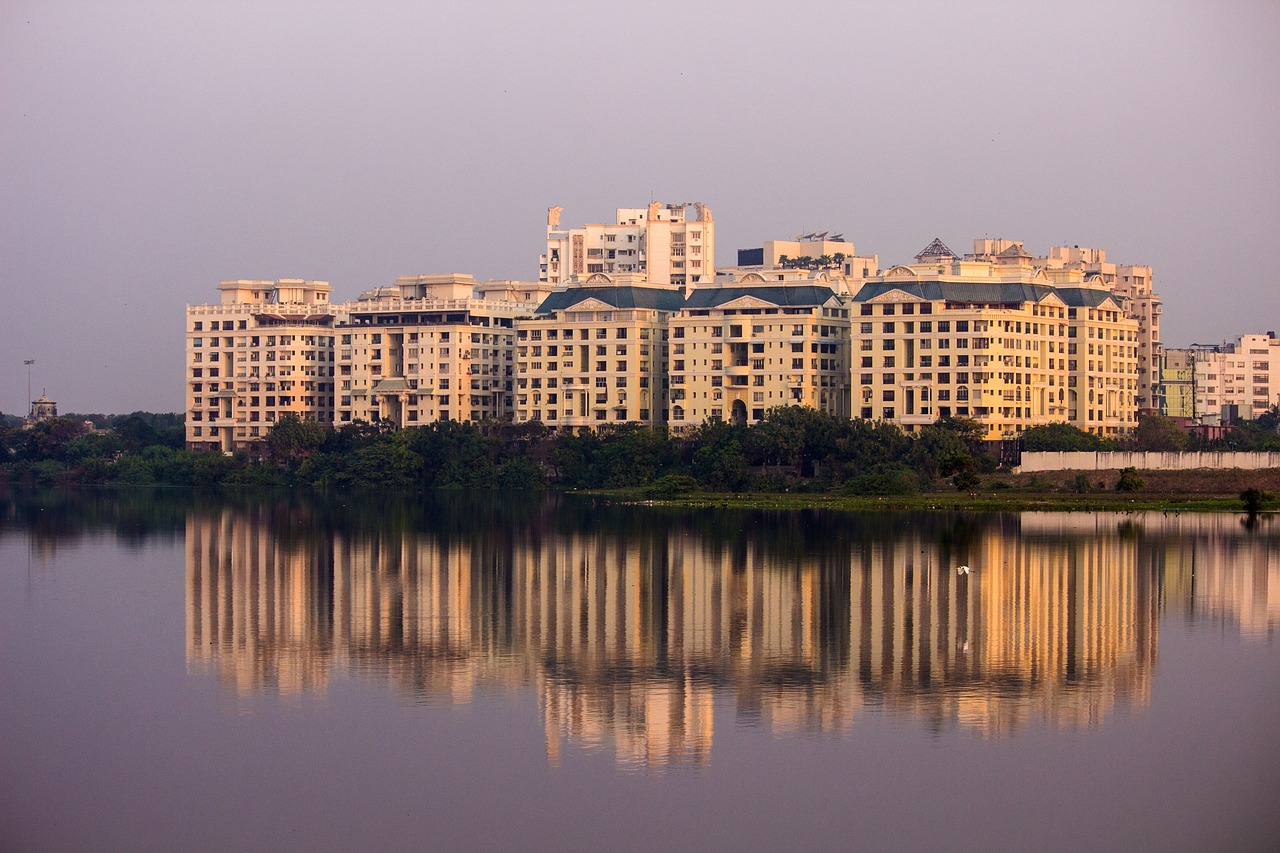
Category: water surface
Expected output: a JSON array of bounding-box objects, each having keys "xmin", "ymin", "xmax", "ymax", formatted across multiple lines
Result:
[{"xmin": 2, "ymin": 490, "xmax": 1277, "ymax": 851}]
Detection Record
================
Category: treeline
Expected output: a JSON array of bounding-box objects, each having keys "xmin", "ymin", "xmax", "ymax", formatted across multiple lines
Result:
[
  {"xmin": 1, "ymin": 408, "xmax": 995, "ymax": 495},
  {"xmin": 1022, "ymin": 409, "xmax": 1280, "ymax": 453},
  {"xmin": 4, "ymin": 407, "xmax": 1277, "ymax": 495}
]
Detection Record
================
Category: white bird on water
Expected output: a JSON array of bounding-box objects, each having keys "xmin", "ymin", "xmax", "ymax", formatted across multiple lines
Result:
[{"xmin": 956, "ymin": 565, "xmax": 974, "ymax": 575}]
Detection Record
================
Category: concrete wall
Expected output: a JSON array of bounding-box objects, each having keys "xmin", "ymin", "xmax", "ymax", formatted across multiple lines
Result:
[{"xmin": 1015, "ymin": 451, "xmax": 1280, "ymax": 473}]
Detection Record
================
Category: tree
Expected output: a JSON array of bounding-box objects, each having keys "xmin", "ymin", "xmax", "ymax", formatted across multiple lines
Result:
[
  {"xmin": 690, "ymin": 420, "xmax": 748, "ymax": 491},
  {"xmin": 1022, "ymin": 423, "xmax": 1105, "ymax": 452},
  {"xmin": 1130, "ymin": 415, "xmax": 1188, "ymax": 452},
  {"xmin": 1116, "ymin": 467, "xmax": 1144, "ymax": 492},
  {"xmin": 267, "ymin": 415, "xmax": 328, "ymax": 464}
]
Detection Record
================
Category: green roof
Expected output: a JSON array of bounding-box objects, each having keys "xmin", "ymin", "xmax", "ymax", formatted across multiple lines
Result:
[
  {"xmin": 852, "ymin": 280, "xmax": 1057, "ymax": 304},
  {"xmin": 682, "ymin": 284, "xmax": 839, "ymax": 310},
  {"xmin": 534, "ymin": 286, "xmax": 686, "ymax": 315},
  {"xmin": 1052, "ymin": 287, "xmax": 1121, "ymax": 308}
]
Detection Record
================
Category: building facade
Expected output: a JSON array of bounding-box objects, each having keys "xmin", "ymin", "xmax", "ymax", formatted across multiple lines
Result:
[
  {"xmin": 540, "ymin": 202, "xmax": 715, "ymax": 291},
  {"xmin": 334, "ymin": 274, "xmax": 551, "ymax": 427},
  {"xmin": 850, "ymin": 251, "xmax": 1140, "ymax": 440},
  {"xmin": 1187, "ymin": 332, "xmax": 1280, "ymax": 423},
  {"xmin": 667, "ymin": 273, "xmax": 851, "ymax": 432},
  {"xmin": 1036, "ymin": 245, "xmax": 1162, "ymax": 413},
  {"xmin": 1159, "ymin": 349, "xmax": 1196, "ymax": 419},
  {"xmin": 185, "ymin": 279, "xmax": 337, "ymax": 453},
  {"xmin": 514, "ymin": 274, "xmax": 682, "ymax": 429}
]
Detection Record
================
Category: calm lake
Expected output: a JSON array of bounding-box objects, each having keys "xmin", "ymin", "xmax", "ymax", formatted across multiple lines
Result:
[{"xmin": 1, "ymin": 489, "xmax": 1277, "ymax": 852}]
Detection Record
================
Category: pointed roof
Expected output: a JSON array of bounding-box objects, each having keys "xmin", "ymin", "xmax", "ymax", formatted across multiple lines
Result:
[
  {"xmin": 997, "ymin": 243, "xmax": 1032, "ymax": 259},
  {"xmin": 914, "ymin": 238, "xmax": 957, "ymax": 261}
]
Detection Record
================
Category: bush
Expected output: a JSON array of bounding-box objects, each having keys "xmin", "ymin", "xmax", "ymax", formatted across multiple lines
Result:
[
  {"xmin": 642, "ymin": 474, "xmax": 700, "ymax": 500},
  {"xmin": 1116, "ymin": 467, "xmax": 1144, "ymax": 492},
  {"xmin": 1241, "ymin": 487, "xmax": 1275, "ymax": 514},
  {"xmin": 841, "ymin": 465, "xmax": 921, "ymax": 496}
]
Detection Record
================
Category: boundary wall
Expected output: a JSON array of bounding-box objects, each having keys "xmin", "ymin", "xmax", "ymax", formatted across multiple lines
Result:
[{"xmin": 1015, "ymin": 451, "xmax": 1280, "ymax": 473}]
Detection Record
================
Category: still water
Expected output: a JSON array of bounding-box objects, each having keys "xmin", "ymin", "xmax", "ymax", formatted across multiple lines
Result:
[{"xmin": 1, "ymin": 489, "xmax": 1277, "ymax": 851}]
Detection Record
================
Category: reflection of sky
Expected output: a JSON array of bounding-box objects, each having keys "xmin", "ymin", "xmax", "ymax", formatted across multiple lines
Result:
[{"xmin": 3, "ymin": 510, "xmax": 1279, "ymax": 850}]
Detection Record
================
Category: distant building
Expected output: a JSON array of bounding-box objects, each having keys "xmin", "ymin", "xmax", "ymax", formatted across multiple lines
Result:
[
  {"xmin": 732, "ymin": 234, "xmax": 878, "ymax": 284},
  {"xmin": 185, "ymin": 279, "xmax": 336, "ymax": 453},
  {"xmin": 1159, "ymin": 349, "xmax": 1195, "ymax": 419},
  {"xmin": 668, "ymin": 271, "xmax": 852, "ymax": 432},
  {"xmin": 23, "ymin": 391, "xmax": 57, "ymax": 427},
  {"xmin": 540, "ymin": 202, "xmax": 715, "ymax": 291},
  {"xmin": 850, "ymin": 242, "xmax": 1141, "ymax": 440},
  {"xmin": 1033, "ymin": 245, "xmax": 1162, "ymax": 414},
  {"xmin": 514, "ymin": 273, "xmax": 682, "ymax": 429},
  {"xmin": 1186, "ymin": 332, "xmax": 1280, "ymax": 423},
  {"xmin": 334, "ymin": 274, "xmax": 552, "ymax": 427}
]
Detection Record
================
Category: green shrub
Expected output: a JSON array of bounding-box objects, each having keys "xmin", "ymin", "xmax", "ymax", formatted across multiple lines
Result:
[
  {"xmin": 1116, "ymin": 467, "xmax": 1144, "ymax": 492},
  {"xmin": 642, "ymin": 474, "xmax": 700, "ymax": 499}
]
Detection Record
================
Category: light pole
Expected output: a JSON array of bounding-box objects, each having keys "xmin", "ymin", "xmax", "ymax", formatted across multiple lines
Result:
[{"xmin": 24, "ymin": 359, "xmax": 34, "ymax": 418}]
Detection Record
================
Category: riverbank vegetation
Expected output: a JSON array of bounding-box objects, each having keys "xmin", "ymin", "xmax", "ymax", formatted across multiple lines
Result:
[{"xmin": 1, "ymin": 408, "xmax": 1277, "ymax": 510}]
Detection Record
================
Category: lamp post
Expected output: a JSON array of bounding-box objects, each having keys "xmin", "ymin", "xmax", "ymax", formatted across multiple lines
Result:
[{"xmin": 24, "ymin": 359, "xmax": 34, "ymax": 418}]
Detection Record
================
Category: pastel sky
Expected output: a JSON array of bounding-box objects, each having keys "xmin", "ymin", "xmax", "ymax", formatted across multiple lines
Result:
[{"xmin": 2, "ymin": 0, "xmax": 1277, "ymax": 414}]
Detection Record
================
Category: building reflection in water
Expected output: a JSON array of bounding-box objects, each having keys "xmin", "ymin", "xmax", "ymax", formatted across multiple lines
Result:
[{"xmin": 184, "ymin": 503, "xmax": 1278, "ymax": 769}]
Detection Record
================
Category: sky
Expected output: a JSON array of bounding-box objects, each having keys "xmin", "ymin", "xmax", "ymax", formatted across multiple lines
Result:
[{"xmin": 2, "ymin": 0, "xmax": 1278, "ymax": 415}]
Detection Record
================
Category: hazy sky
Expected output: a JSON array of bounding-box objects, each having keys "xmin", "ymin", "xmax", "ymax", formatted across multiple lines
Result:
[{"xmin": 2, "ymin": 0, "xmax": 1277, "ymax": 414}]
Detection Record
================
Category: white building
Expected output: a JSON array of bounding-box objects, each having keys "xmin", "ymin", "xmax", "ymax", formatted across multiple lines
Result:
[
  {"xmin": 540, "ymin": 202, "xmax": 715, "ymax": 292},
  {"xmin": 1190, "ymin": 332, "xmax": 1280, "ymax": 423}
]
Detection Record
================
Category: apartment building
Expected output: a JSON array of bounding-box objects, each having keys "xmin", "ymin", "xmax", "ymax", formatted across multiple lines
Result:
[
  {"xmin": 667, "ymin": 272, "xmax": 851, "ymax": 432},
  {"xmin": 733, "ymin": 234, "xmax": 879, "ymax": 285},
  {"xmin": 1159, "ymin": 349, "xmax": 1196, "ymax": 419},
  {"xmin": 1027, "ymin": 244, "xmax": 1162, "ymax": 413},
  {"xmin": 514, "ymin": 273, "xmax": 682, "ymax": 429},
  {"xmin": 851, "ymin": 246, "xmax": 1140, "ymax": 440},
  {"xmin": 1188, "ymin": 332, "xmax": 1280, "ymax": 423},
  {"xmin": 540, "ymin": 202, "xmax": 715, "ymax": 291},
  {"xmin": 185, "ymin": 279, "xmax": 337, "ymax": 453},
  {"xmin": 334, "ymin": 274, "xmax": 551, "ymax": 427}
]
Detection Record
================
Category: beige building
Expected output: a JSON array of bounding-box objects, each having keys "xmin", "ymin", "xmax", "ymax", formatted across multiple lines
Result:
[
  {"xmin": 851, "ymin": 241, "xmax": 1141, "ymax": 440},
  {"xmin": 335, "ymin": 274, "xmax": 552, "ymax": 427},
  {"xmin": 540, "ymin": 202, "xmax": 715, "ymax": 291},
  {"xmin": 1033, "ymin": 244, "xmax": 1162, "ymax": 413},
  {"xmin": 667, "ymin": 272, "xmax": 852, "ymax": 432},
  {"xmin": 1188, "ymin": 332, "xmax": 1280, "ymax": 423},
  {"xmin": 185, "ymin": 279, "xmax": 337, "ymax": 453},
  {"xmin": 733, "ymin": 234, "xmax": 879, "ymax": 282},
  {"xmin": 514, "ymin": 273, "xmax": 682, "ymax": 429}
]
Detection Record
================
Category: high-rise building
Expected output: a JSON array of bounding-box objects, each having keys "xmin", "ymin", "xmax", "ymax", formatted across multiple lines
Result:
[
  {"xmin": 850, "ymin": 241, "xmax": 1141, "ymax": 440},
  {"xmin": 667, "ymin": 271, "xmax": 852, "ymax": 432},
  {"xmin": 1032, "ymin": 245, "xmax": 1162, "ymax": 413},
  {"xmin": 334, "ymin": 274, "xmax": 552, "ymax": 427},
  {"xmin": 540, "ymin": 202, "xmax": 715, "ymax": 291},
  {"xmin": 1159, "ymin": 349, "xmax": 1196, "ymax": 419},
  {"xmin": 1186, "ymin": 332, "xmax": 1280, "ymax": 423},
  {"xmin": 185, "ymin": 279, "xmax": 337, "ymax": 453},
  {"xmin": 514, "ymin": 273, "xmax": 682, "ymax": 429}
]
